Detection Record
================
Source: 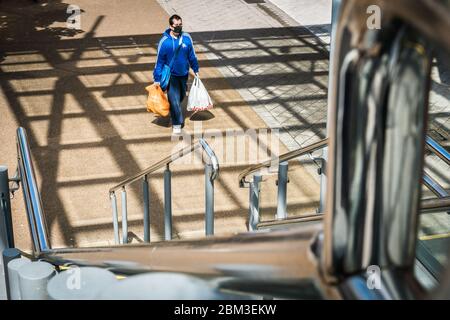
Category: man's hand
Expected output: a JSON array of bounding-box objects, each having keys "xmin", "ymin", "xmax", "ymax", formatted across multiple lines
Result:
[
  {"xmin": 195, "ymin": 72, "xmax": 199, "ymax": 78},
  {"xmin": 154, "ymin": 82, "xmax": 166, "ymax": 92}
]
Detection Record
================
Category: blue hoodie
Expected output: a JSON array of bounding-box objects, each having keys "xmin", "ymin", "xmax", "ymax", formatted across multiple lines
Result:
[{"xmin": 153, "ymin": 29, "xmax": 199, "ymax": 82}]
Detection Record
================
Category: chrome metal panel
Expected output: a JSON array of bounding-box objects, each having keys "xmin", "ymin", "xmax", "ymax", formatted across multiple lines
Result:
[{"xmin": 323, "ymin": 0, "xmax": 450, "ymax": 281}]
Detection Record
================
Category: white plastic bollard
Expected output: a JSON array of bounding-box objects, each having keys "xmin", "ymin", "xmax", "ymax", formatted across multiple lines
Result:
[
  {"xmin": 7, "ymin": 257, "xmax": 31, "ymax": 300},
  {"xmin": 97, "ymin": 272, "xmax": 221, "ymax": 300},
  {"xmin": 18, "ymin": 261, "xmax": 55, "ymax": 300},
  {"xmin": 47, "ymin": 267, "xmax": 117, "ymax": 300}
]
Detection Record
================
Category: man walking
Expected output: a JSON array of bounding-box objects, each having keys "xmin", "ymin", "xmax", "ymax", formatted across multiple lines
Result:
[{"xmin": 153, "ymin": 14, "xmax": 199, "ymax": 134}]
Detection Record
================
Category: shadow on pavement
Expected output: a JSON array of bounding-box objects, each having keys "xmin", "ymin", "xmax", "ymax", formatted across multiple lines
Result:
[{"xmin": 0, "ymin": 1, "xmax": 327, "ymax": 248}]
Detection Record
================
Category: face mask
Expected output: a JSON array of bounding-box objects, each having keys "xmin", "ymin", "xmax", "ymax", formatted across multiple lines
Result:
[{"xmin": 173, "ymin": 26, "xmax": 182, "ymax": 34}]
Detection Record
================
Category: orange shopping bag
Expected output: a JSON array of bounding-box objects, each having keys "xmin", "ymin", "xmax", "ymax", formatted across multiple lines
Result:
[{"xmin": 146, "ymin": 84, "xmax": 170, "ymax": 117}]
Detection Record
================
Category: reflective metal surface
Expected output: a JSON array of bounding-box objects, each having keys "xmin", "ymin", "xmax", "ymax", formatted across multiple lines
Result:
[
  {"xmin": 419, "ymin": 197, "xmax": 450, "ymax": 214},
  {"xmin": 34, "ymin": 224, "xmax": 340, "ymax": 299},
  {"xmin": 426, "ymin": 136, "xmax": 450, "ymax": 166},
  {"xmin": 323, "ymin": 0, "xmax": 450, "ymax": 285},
  {"xmin": 257, "ymin": 213, "xmax": 324, "ymax": 230},
  {"xmin": 16, "ymin": 127, "xmax": 50, "ymax": 253},
  {"xmin": 422, "ymin": 172, "xmax": 450, "ymax": 199}
]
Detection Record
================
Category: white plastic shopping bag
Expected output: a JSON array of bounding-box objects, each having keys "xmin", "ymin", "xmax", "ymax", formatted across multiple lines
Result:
[{"xmin": 187, "ymin": 76, "xmax": 213, "ymax": 111}]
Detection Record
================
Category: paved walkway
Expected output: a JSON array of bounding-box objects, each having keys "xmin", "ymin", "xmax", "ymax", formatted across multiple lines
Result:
[
  {"xmin": 0, "ymin": 0, "xmax": 321, "ymax": 249},
  {"xmin": 157, "ymin": 0, "xmax": 330, "ymax": 164},
  {"xmin": 269, "ymin": 0, "xmax": 331, "ymax": 48}
]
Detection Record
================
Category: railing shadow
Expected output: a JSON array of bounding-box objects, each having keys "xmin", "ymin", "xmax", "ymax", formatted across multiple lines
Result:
[{"xmin": 0, "ymin": 2, "xmax": 329, "ymax": 248}]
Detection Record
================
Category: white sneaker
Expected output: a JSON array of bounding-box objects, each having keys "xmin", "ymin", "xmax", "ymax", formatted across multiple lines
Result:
[{"xmin": 172, "ymin": 125, "xmax": 182, "ymax": 135}]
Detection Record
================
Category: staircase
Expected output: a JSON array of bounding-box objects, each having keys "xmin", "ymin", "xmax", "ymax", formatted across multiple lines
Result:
[
  {"xmin": 1, "ymin": 0, "xmax": 450, "ymax": 297},
  {"xmin": 1, "ymin": 122, "xmax": 449, "ymax": 300}
]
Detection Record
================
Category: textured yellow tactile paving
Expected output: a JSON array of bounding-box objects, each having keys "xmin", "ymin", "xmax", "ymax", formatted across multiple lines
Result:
[{"xmin": 0, "ymin": 0, "xmax": 320, "ymax": 250}]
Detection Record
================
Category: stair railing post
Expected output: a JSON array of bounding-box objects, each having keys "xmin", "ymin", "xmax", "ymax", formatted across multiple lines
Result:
[
  {"xmin": 248, "ymin": 174, "xmax": 262, "ymax": 231},
  {"xmin": 121, "ymin": 187, "xmax": 128, "ymax": 244},
  {"xmin": 276, "ymin": 162, "xmax": 288, "ymax": 220},
  {"xmin": 110, "ymin": 192, "xmax": 120, "ymax": 244},
  {"xmin": 0, "ymin": 166, "xmax": 14, "ymax": 250},
  {"xmin": 142, "ymin": 175, "xmax": 150, "ymax": 242},
  {"xmin": 205, "ymin": 164, "xmax": 214, "ymax": 236},
  {"xmin": 164, "ymin": 165, "xmax": 172, "ymax": 240}
]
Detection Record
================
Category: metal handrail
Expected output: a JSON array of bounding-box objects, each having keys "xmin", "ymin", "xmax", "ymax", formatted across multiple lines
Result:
[
  {"xmin": 422, "ymin": 171, "xmax": 449, "ymax": 198},
  {"xmin": 240, "ymin": 135, "xmax": 450, "ymax": 231},
  {"xmin": 423, "ymin": 138, "xmax": 450, "ymax": 214},
  {"xmin": 37, "ymin": 223, "xmax": 322, "ymax": 281},
  {"xmin": 253, "ymin": 195, "xmax": 450, "ymax": 230},
  {"xmin": 238, "ymin": 138, "xmax": 328, "ymax": 188},
  {"xmin": 420, "ymin": 196, "xmax": 450, "ymax": 214},
  {"xmin": 239, "ymin": 135, "xmax": 449, "ymax": 188},
  {"xmin": 109, "ymin": 138, "xmax": 219, "ymax": 193},
  {"xmin": 109, "ymin": 138, "xmax": 220, "ymax": 244},
  {"xmin": 257, "ymin": 213, "xmax": 324, "ymax": 230},
  {"xmin": 426, "ymin": 136, "xmax": 450, "ymax": 166},
  {"xmin": 16, "ymin": 127, "xmax": 51, "ymax": 253}
]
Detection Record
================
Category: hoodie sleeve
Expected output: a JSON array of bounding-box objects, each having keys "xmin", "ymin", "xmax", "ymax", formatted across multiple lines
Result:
[
  {"xmin": 186, "ymin": 34, "xmax": 199, "ymax": 73},
  {"xmin": 153, "ymin": 36, "xmax": 168, "ymax": 82}
]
